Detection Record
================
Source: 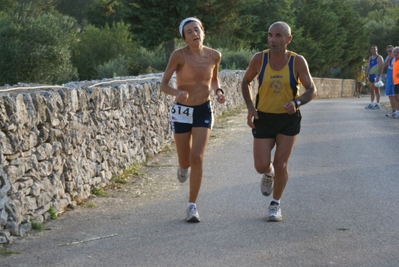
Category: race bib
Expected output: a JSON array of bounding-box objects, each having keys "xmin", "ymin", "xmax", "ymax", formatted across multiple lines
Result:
[{"xmin": 170, "ymin": 103, "xmax": 194, "ymax": 124}]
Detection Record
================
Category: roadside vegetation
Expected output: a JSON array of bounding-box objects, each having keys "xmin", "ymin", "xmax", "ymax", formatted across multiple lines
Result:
[{"xmin": 1, "ymin": 0, "xmax": 399, "ymax": 86}]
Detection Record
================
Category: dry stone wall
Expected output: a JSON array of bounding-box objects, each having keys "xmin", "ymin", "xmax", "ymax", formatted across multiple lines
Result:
[{"xmin": 0, "ymin": 70, "xmax": 355, "ymax": 243}]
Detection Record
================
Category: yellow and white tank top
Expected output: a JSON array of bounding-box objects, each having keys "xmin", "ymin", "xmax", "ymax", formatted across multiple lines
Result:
[{"xmin": 256, "ymin": 50, "xmax": 300, "ymax": 114}]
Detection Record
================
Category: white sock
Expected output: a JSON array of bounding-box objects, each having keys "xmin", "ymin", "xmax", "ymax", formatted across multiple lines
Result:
[
  {"xmin": 188, "ymin": 202, "xmax": 196, "ymax": 208},
  {"xmin": 266, "ymin": 164, "xmax": 274, "ymax": 176},
  {"xmin": 271, "ymin": 198, "xmax": 280, "ymax": 205}
]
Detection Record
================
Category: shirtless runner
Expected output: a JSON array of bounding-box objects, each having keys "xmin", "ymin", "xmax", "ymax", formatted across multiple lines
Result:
[{"xmin": 160, "ymin": 17, "xmax": 225, "ymax": 222}]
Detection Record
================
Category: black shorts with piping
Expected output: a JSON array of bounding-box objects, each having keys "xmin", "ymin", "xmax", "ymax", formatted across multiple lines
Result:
[{"xmin": 252, "ymin": 110, "xmax": 302, "ymax": 139}]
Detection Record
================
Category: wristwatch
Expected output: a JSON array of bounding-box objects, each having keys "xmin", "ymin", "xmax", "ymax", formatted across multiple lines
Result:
[{"xmin": 295, "ymin": 99, "xmax": 301, "ymax": 109}]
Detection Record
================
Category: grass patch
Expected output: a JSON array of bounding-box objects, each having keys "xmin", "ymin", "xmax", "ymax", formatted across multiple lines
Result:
[
  {"xmin": 31, "ymin": 221, "xmax": 45, "ymax": 231},
  {"xmin": 48, "ymin": 205, "xmax": 57, "ymax": 220},
  {"xmin": 84, "ymin": 201, "xmax": 97, "ymax": 208},
  {"xmin": 159, "ymin": 145, "xmax": 172, "ymax": 153},
  {"xmin": 112, "ymin": 163, "xmax": 143, "ymax": 185},
  {"xmin": 92, "ymin": 187, "xmax": 108, "ymax": 197},
  {"xmin": 0, "ymin": 246, "xmax": 21, "ymax": 256}
]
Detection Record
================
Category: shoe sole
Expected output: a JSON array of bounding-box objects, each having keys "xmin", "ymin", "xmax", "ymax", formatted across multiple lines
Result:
[
  {"xmin": 262, "ymin": 191, "xmax": 272, "ymax": 197},
  {"xmin": 178, "ymin": 177, "xmax": 188, "ymax": 183},
  {"xmin": 266, "ymin": 216, "xmax": 282, "ymax": 222},
  {"xmin": 186, "ymin": 216, "xmax": 200, "ymax": 223}
]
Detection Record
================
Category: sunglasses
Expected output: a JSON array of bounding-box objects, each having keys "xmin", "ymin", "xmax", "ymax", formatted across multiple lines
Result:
[{"xmin": 387, "ymin": 50, "xmax": 393, "ymax": 53}]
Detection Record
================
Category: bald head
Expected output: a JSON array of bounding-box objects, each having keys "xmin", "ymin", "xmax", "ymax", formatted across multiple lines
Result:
[{"xmin": 269, "ymin": 21, "xmax": 291, "ymax": 37}]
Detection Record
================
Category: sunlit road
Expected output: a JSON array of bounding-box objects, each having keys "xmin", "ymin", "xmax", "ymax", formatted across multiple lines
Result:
[{"xmin": 2, "ymin": 97, "xmax": 399, "ymax": 267}]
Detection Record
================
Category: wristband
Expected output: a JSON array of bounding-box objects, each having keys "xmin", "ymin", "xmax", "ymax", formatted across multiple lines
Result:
[
  {"xmin": 216, "ymin": 88, "xmax": 224, "ymax": 95},
  {"xmin": 294, "ymin": 99, "xmax": 301, "ymax": 109}
]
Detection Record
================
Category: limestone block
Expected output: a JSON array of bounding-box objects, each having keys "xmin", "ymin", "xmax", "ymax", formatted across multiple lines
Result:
[
  {"xmin": 36, "ymin": 193, "xmax": 51, "ymax": 209},
  {"xmin": 3, "ymin": 164, "xmax": 24, "ymax": 184},
  {"xmin": 18, "ymin": 222, "xmax": 31, "ymax": 237},
  {"xmin": 29, "ymin": 182, "xmax": 43, "ymax": 197},
  {"xmin": 38, "ymin": 161, "xmax": 53, "ymax": 177},
  {"xmin": 24, "ymin": 196, "xmax": 38, "ymax": 211},
  {"xmin": 5, "ymin": 201, "xmax": 20, "ymax": 223},
  {"xmin": 0, "ymin": 207, "xmax": 8, "ymax": 227},
  {"xmin": 65, "ymin": 181, "xmax": 74, "ymax": 193},
  {"xmin": 0, "ymin": 132, "xmax": 14, "ymax": 155},
  {"xmin": 37, "ymin": 125, "xmax": 50, "ymax": 145},
  {"xmin": 2, "ymin": 95, "xmax": 16, "ymax": 121},
  {"xmin": 31, "ymin": 93, "xmax": 48, "ymax": 125},
  {"xmin": 0, "ymin": 230, "xmax": 11, "ymax": 244}
]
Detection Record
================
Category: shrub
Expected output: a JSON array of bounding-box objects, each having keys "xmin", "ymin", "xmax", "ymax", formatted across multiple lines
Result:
[
  {"xmin": 0, "ymin": 8, "xmax": 78, "ymax": 86},
  {"xmin": 219, "ymin": 48, "xmax": 255, "ymax": 71},
  {"xmin": 95, "ymin": 55, "xmax": 129, "ymax": 79},
  {"xmin": 71, "ymin": 21, "xmax": 138, "ymax": 80},
  {"xmin": 131, "ymin": 47, "xmax": 167, "ymax": 74}
]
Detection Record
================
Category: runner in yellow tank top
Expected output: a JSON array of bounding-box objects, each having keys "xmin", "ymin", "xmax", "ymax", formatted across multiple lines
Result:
[{"xmin": 241, "ymin": 21, "xmax": 317, "ymax": 222}]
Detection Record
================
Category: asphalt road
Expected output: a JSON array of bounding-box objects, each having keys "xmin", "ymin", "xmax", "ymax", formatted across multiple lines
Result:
[{"xmin": 2, "ymin": 97, "xmax": 399, "ymax": 267}]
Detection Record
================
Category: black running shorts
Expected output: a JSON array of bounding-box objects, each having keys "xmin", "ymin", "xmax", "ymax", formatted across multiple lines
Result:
[
  {"xmin": 170, "ymin": 101, "xmax": 213, "ymax": 133},
  {"xmin": 252, "ymin": 110, "xmax": 302, "ymax": 139}
]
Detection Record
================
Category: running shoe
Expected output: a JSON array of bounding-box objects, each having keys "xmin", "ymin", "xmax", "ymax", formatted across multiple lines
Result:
[
  {"xmin": 386, "ymin": 111, "xmax": 395, "ymax": 117},
  {"xmin": 372, "ymin": 104, "xmax": 380, "ymax": 110},
  {"xmin": 365, "ymin": 103, "xmax": 374, "ymax": 109},
  {"xmin": 266, "ymin": 203, "xmax": 282, "ymax": 222},
  {"xmin": 260, "ymin": 172, "xmax": 274, "ymax": 196},
  {"xmin": 177, "ymin": 167, "xmax": 189, "ymax": 183},
  {"xmin": 186, "ymin": 205, "xmax": 200, "ymax": 222},
  {"xmin": 393, "ymin": 112, "xmax": 399, "ymax": 119}
]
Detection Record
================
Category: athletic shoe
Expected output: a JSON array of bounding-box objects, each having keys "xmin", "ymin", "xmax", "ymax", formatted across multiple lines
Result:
[
  {"xmin": 177, "ymin": 167, "xmax": 189, "ymax": 183},
  {"xmin": 358, "ymin": 95, "xmax": 361, "ymax": 98},
  {"xmin": 186, "ymin": 205, "xmax": 200, "ymax": 222},
  {"xmin": 372, "ymin": 104, "xmax": 380, "ymax": 110},
  {"xmin": 260, "ymin": 172, "xmax": 274, "ymax": 196},
  {"xmin": 365, "ymin": 103, "xmax": 374, "ymax": 109},
  {"xmin": 386, "ymin": 111, "xmax": 395, "ymax": 117},
  {"xmin": 393, "ymin": 113, "xmax": 399, "ymax": 119},
  {"xmin": 266, "ymin": 203, "xmax": 282, "ymax": 222}
]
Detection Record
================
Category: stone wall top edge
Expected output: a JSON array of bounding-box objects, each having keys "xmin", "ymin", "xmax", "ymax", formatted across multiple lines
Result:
[
  {"xmin": 0, "ymin": 71, "xmax": 246, "ymax": 96},
  {"xmin": 0, "ymin": 73, "xmax": 167, "ymax": 95}
]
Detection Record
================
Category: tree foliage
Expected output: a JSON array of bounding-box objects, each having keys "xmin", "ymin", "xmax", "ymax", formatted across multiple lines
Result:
[
  {"xmin": 1, "ymin": 0, "xmax": 399, "ymax": 85},
  {"xmin": 70, "ymin": 22, "xmax": 138, "ymax": 80},
  {"xmin": 0, "ymin": 6, "xmax": 78, "ymax": 85}
]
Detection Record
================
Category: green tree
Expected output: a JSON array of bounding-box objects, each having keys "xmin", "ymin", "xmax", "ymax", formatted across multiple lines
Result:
[
  {"xmin": 85, "ymin": 0, "xmax": 126, "ymax": 27},
  {"xmin": 0, "ymin": 0, "xmax": 17, "ymax": 14},
  {"xmin": 363, "ymin": 5, "xmax": 399, "ymax": 58},
  {"xmin": 15, "ymin": 0, "xmax": 60, "ymax": 14},
  {"xmin": 55, "ymin": 0, "xmax": 96, "ymax": 22},
  {"xmin": 293, "ymin": 0, "xmax": 368, "ymax": 77},
  {"xmin": 0, "ymin": 8, "xmax": 78, "ymax": 86},
  {"xmin": 123, "ymin": 0, "xmax": 258, "ymax": 60},
  {"xmin": 332, "ymin": 2, "xmax": 369, "ymax": 78},
  {"xmin": 70, "ymin": 22, "xmax": 139, "ymax": 80},
  {"xmin": 246, "ymin": 0, "xmax": 297, "ymax": 50},
  {"xmin": 194, "ymin": 0, "xmax": 260, "ymax": 50},
  {"xmin": 353, "ymin": 0, "xmax": 393, "ymax": 17}
]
